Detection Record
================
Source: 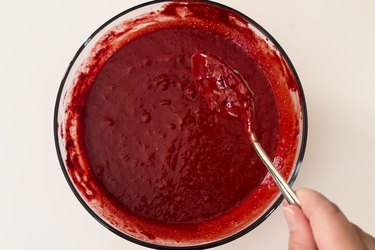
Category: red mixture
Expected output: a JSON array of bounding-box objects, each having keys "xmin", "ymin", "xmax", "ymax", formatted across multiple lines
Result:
[
  {"xmin": 63, "ymin": 1, "xmax": 301, "ymax": 245},
  {"xmin": 84, "ymin": 27, "xmax": 277, "ymax": 223}
]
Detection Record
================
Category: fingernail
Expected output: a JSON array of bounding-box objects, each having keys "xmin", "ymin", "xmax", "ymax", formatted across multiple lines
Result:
[
  {"xmin": 283, "ymin": 206, "xmax": 297, "ymax": 231},
  {"xmin": 281, "ymin": 199, "xmax": 288, "ymax": 207}
]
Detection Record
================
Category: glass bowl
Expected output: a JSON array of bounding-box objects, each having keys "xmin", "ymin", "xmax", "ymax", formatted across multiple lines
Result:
[{"xmin": 54, "ymin": 0, "xmax": 307, "ymax": 249}]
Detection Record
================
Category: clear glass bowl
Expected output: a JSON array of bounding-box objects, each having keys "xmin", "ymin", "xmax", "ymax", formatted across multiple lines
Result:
[{"xmin": 54, "ymin": 0, "xmax": 307, "ymax": 249}]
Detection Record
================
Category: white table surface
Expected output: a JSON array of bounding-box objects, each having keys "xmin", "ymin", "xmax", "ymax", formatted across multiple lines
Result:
[{"xmin": 1, "ymin": 0, "xmax": 374, "ymax": 249}]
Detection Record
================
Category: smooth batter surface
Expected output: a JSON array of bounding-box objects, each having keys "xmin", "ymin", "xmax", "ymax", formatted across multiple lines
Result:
[{"xmin": 84, "ymin": 27, "xmax": 278, "ymax": 224}]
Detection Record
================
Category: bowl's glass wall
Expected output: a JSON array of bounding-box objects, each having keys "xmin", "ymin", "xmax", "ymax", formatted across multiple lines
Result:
[{"xmin": 55, "ymin": 1, "xmax": 307, "ymax": 249}]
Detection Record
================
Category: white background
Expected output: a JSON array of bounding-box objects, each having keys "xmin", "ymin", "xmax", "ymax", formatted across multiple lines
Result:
[{"xmin": 0, "ymin": 0, "xmax": 374, "ymax": 249}]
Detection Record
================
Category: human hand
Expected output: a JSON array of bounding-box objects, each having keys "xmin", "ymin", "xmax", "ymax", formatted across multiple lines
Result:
[{"xmin": 283, "ymin": 188, "xmax": 375, "ymax": 250}]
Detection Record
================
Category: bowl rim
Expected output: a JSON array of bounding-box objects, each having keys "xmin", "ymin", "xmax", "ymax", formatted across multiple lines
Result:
[{"xmin": 53, "ymin": 0, "xmax": 308, "ymax": 249}]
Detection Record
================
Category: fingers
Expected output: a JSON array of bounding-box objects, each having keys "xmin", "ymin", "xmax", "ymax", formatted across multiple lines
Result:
[
  {"xmin": 352, "ymin": 223, "xmax": 375, "ymax": 249},
  {"xmin": 283, "ymin": 189, "xmax": 375, "ymax": 250},
  {"xmin": 297, "ymin": 189, "xmax": 365, "ymax": 250},
  {"xmin": 283, "ymin": 202, "xmax": 317, "ymax": 250}
]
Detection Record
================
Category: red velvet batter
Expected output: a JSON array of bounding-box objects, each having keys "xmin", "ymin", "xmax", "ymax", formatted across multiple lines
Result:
[
  {"xmin": 84, "ymin": 26, "xmax": 277, "ymax": 223},
  {"xmin": 62, "ymin": 1, "xmax": 302, "ymax": 246},
  {"xmin": 191, "ymin": 53, "xmax": 254, "ymax": 121}
]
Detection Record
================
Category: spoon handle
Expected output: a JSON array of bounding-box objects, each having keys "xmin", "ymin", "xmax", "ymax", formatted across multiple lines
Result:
[{"xmin": 250, "ymin": 133, "xmax": 301, "ymax": 206}]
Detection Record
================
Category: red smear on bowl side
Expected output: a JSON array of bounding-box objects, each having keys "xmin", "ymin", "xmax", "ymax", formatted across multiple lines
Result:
[{"xmin": 61, "ymin": 1, "xmax": 302, "ymax": 245}]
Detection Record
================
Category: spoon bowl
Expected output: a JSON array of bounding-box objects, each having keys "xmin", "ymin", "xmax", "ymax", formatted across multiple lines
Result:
[{"xmin": 191, "ymin": 53, "xmax": 300, "ymax": 206}]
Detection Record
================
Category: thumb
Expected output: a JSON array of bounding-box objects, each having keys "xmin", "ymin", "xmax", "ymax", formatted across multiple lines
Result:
[{"xmin": 283, "ymin": 203, "xmax": 317, "ymax": 250}]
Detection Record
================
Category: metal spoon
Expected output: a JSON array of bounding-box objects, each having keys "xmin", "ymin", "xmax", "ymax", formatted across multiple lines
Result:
[
  {"xmin": 191, "ymin": 53, "xmax": 300, "ymax": 206},
  {"xmin": 248, "ymin": 131, "xmax": 300, "ymax": 205}
]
